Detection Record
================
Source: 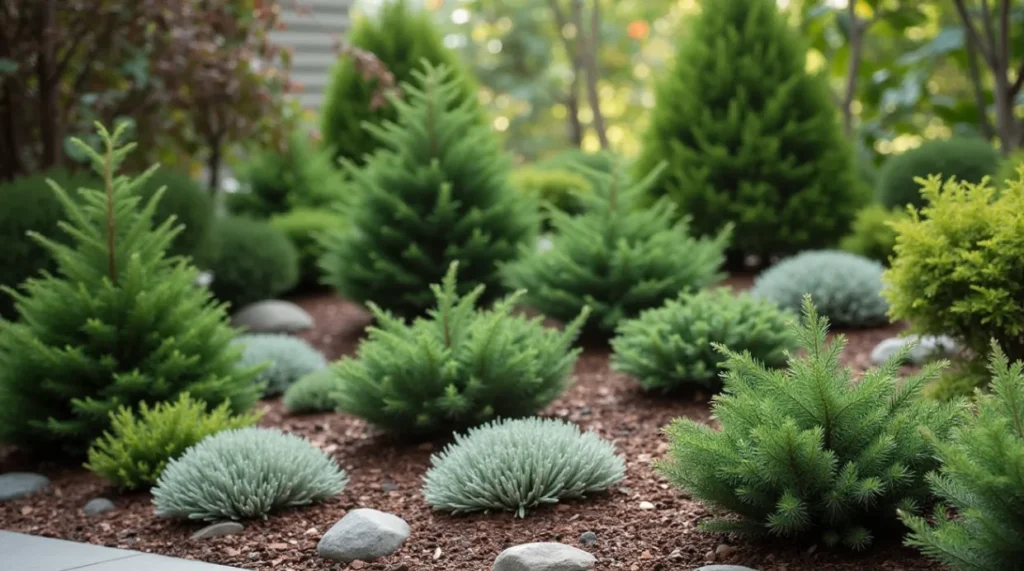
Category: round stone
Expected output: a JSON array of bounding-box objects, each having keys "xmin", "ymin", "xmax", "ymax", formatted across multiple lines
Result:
[
  {"xmin": 0, "ymin": 473, "xmax": 49, "ymax": 501},
  {"xmin": 83, "ymin": 497, "xmax": 116, "ymax": 516}
]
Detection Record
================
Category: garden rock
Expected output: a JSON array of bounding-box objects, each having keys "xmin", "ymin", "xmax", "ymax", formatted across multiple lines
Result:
[
  {"xmin": 578, "ymin": 531, "xmax": 597, "ymax": 547},
  {"xmin": 493, "ymin": 542, "xmax": 596, "ymax": 571},
  {"xmin": 693, "ymin": 567, "xmax": 758, "ymax": 571},
  {"xmin": 317, "ymin": 508, "xmax": 410, "ymax": 563},
  {"xmin": 230, "ymin": 300, "xmax": 314, "ymax": 333},
  {"xmin": 83, "ymin": 497, "xmax": 115, "ymax": 516},
  {"xmin": 869, "ymin": 334, "xmax": 960, "ymax": 366},
  {"xmin": 191, "ymin": 521, "xmax": 244, "ymax": 540},
  {"xmin": 0, "ymin": 472, "xmax": 49, "ymax": 501}
]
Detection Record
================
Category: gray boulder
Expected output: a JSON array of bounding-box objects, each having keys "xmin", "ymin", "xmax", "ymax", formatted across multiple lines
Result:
[
  {"xmin": 317, "ymin": 508, "xmax": 411, "ymax": 563},
  {"xmin": 230, "ymin": 300, "xmax": 314, "ymax": 334},
  {"xmin": 191, "ymin": 521, "xmax": 244, "ymax": 540},
  {"xmin": 83, "ymin": 497, "xmax": 116, "ymax": 516},
  {"xmin": 0, "ymin": 472, "xmax": 49, "ymax": 501},
  {"xmin": 493, "ymin": 543, "xmax": 596, "ymax": 571},
  {"xmin": 870, "ymin": 334, "xmax": 960, "ymax": 366}
]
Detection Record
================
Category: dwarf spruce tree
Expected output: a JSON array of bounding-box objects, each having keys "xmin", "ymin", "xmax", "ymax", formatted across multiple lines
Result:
[
  {"xmin": 635, "ymin": 0, "xmax": 861, "ymax": 263},
  {"xmin": 505, "ymin": 163, "xmax": 728, "ymax": 336},
  {"xmin": 320, "ymin": 62, "xmax": 536, "ymax": 318},
  {"xmin": 0, "ymin": 124, "xmax": 261, "ymax": 456},
  {"xmin": 658, "ymin": 297, "xmax": 963, "ymax": 550}
]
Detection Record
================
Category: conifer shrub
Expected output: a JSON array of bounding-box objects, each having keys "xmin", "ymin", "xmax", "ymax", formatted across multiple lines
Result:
[
  {"xmin": 537, "ymin": 148, "xmax": 617, "ymax": 188},
  {"xmin": 85, "ymin": 393, "xmax": 261, "ymax": 490},
  {"xmin": 205, "ymin": 216, "xmax": 299, "ymax": 309},
  {"xmin": 270, "ymin": 208, "xmax": 345, "ymax": 291},
  {"xmin": 611, "ymin": 289, "xmax": 797, "ymax": 393},
  {"xmin": 152, "ymin": 427, "xmax": 347, "ymax": 521},
  {"xmin": 332, "ymin": 263, "xmax": 587, "ymax": 438},
  {"xmin": 0, "ymin": 168, "xmax": 98, "ymax": 317},
  {"xmin": 901, "ymin": 344, "xmax": 1024, "ymax": 570},
  {"xmin": 234, "ymin": 333, "xmax": 328, "ymax": 397},
  {"xmin": 505, "ymin": 163, "xmax": 728, "ymax": 337},
  {"xmin": 320, "ymin": 63, "xmax": 536, "ymax": 318},
  {"xmin": 883, "ymin": 175, "xmax": 1024, "ymax": 380},
  {"xmin": 877, "ymin": 138, "xmax": 1001, "ymax": 209},
  {"xmin": 658, "ymin": 297, "xmax": 963, "ymax": 550},
  {"xmin": 634, "ymin": 0, "xmax": 861, "ymax": 262},
  {"xmin": 422, "ymin": 417, "xmax": 625, "ymax": 517},
  {"xmin": 510, "ymin": 167, "xmax": 591, "ymax": 228},
  {"xmin": 839, "ymin": 204, "xmax": 908, "ymax": 265},
  {"xmin": 134, "ymin": 167, "xmax": 214, "ymax": 262},
  {"xmin": 0, "ymin": 124, "xmax": 262, "ymax": 455},
  {"xmin": 283, "ymin": 370, "xmax": 340, "ymax": 415},
  {"xmin": 751, "ymin": 250, "xmax": 888, "ymax": 328},
  {"xmin": 320, "ymin": 0, "xmax": 477, "ymax": 166},
  {"xmin": 229, "ymin": 130, "xmax": 344, "ymax": 219}
]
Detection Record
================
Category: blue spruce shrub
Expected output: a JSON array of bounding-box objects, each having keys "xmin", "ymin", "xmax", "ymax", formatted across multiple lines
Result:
[
  {"xmin": 751, "ymin": 250, "xmax": 888, "ymax": 328},
  {"xmin": 422, "ymin": 417, "xmax": 625, "ymax": 517},
  {"xmin": 152, "ymin": 427, "xmax": 347, "ymax": 520},
  {"xmin": 234, "ymin": 334, "xmax": 328, "ymax": 396}
]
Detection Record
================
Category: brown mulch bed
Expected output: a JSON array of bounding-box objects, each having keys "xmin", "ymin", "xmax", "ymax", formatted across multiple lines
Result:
[{"xmin": 0, "ymin": 290, "xmax": 937, "ymax": 571}]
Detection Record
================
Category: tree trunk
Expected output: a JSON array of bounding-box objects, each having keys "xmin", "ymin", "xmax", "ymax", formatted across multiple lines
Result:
[
  {"xmin": 36, "ymin": 0, "xmax": 62, "ymax": 170},
  {"xmin": 207, "ymin": 137, "xmax": 222, "ymax": 194},
  {"xmin": 840, "ymin": 4, "xmax": 862, "ymax": 138},
  {"xmin": 548, "ymin": 0, "xmax": 584, "ymax": 147},
  {"xmin": 581, "ymin": 0, "xmax": 608, "ymax": 148}
]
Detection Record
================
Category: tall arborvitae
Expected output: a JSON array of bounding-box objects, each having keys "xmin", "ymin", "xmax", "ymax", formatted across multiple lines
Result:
[
  {"xmin": 635, "ymin": 0, "xmax": 862, "ymax": 264},
  {"xmin": 320, "ymin": 0, "xmax": 478, "ymax": 165},
  {"xmin": 320, "ymin": 63, "xmax": 536, "ymax": 318},
  {"xmin": 0, "ymin": 124, "xmax": 261, "ymax": 456}
]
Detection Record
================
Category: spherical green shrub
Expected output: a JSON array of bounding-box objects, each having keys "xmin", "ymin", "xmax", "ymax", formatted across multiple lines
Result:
[
  {"xmin": 611, "ymin": 289, "xmax": 798, "ymax": 392},
  {"xmin": 877, "ymin": 138, "xmax": 1001, "ymax": 209},
  {"xmin": 332, "ymin": 263, "xmax": 587, "ymax": 438},
  {"xmin": 152, "ymin": 427, "xmax": 347, "ymax": 521},
  {"xmin": 234, "ymin": 334, "xmax": 327, "ymax": 397},
  {"xmin": 283, "ymin": 370, "xmax": 340, "ymax": 415},
  {"xmin": 85, "ymin": 393, "xmax": 261, "ymax": 490},
  {"xmin": 422, "ymin": 417, "xmax": 625, "ymax": 517},
  {"xmin": 510, "ymin": 167, "xmax": 591, "ymax": 228},
  {"xmin": 205, "ymin": 217, "xmax": 299, "ymax": 309},
  {"xmin": 751, "ymin": 250, "xmax": 888, "ymax": 328},
  {"xmin": 269, "ymin": 208, "xmax": 344, "ymax": 291},
  {"xmin": 0, "ymin": 168, "xmax": 98, "ymax": 317},
  {"xmin": 134, "ymin": 167, "xmax": 214, "ymax": 261},
  {"xmin": 839, "ymin": 204, "xmax": 908, "ymax": 265},
  {"xmin": 883, "ymin": 175, "xmax": 1024, "ymax": 395}
]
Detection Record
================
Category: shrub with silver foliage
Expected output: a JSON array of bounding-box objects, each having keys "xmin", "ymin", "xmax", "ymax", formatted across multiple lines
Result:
[
  {"xmin": 751, "ymin": 250, "xmax": 889, "ymax": 328},
  {"xmin": 283, "ymin": 369, "xmax": 340, "ymax": 414},
  {"xmin": 152, "ymin": 427, "xmax": 347, "ymax": 520},
  {"xmin": 233, "ymin": 333, "xmax": 328, "ymax": 396},
  {"xmin": 422, "ymin": 417, "xmax": 625, "ymax": 517}
]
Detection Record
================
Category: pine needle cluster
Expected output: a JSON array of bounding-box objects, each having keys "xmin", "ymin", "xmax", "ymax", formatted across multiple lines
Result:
[{"xmin": 657, "ymin": 297, "xmax": 963, "ymax": 549}]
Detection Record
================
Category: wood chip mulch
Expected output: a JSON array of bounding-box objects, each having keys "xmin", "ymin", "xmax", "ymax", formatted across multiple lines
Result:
[{"xmin": 0, "ymin": 290, "xmax": 939, "ymax": 571}]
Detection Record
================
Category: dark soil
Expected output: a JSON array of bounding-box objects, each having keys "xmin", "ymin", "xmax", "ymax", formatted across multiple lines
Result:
[{"xmin": 0, "ymin": 291, "xmax": 938, "ymax": 571}]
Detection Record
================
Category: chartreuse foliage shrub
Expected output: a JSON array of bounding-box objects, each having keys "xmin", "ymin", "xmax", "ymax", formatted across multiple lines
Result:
[
  {"xmin": 134, "ymin": 167, "xmax": 214, "ymax": 262},
  {"xmin": 283, "ymin": 370, "xmax": 341, "ymax": 415},
  {"xmin": 234, "ymin": 334, "xmax": 327, "ymax": 397},
  {"xmin": 877, "ymin": 138, "xmax": 1001, "ymax": 209},
  {"xmin": 883, "ymin": 175, "xmax": 1024, "ymax": 398},
  {"xmin": 658, "ymin": 297, "xmax": 963, "ymax": 550},
  {"xmin": 205, "ymin": 216, "xmax": 299, "ymax": 309},
  {"xmin": 332, "ymin": 263, "xmax": 587, "ymax": 438},
  {"xmin": 505, "ymin": 163, "xmax": 728, "ymax": 337},
  {"xmin": 509, "ymin": 167, "xmax": 591, "ymax": 227},
  {"xmin": 995, "ymin": 149, "xmax": 1024, "ymax": 187},
  {"xmin": 85, "ymin": 393, "xmax": 260, "ymax": 490},
  {"xmin": 270, "ymin": 208, "xmax": 345, "ymax": 291},
  {"xmin": 230, "ymin": 130, "xmax": 344, "ymax": 219},
  {"xmin": 0, "ymin": 168, "xmax": 98, "ymax": 317},
  {"xmin": 152, "ymin": 427, "xmax": 347, "ymax": 521},
  {"xmin": 839, "ymin": 204, "xmax": 908, "ymax": 265},
  {"xmin": 611, "ymin": 289, "xmax": 797, "ymax": 393},
  {"xmin": 422, "ymin": 417, "xmax": 625, "ymax": 517},
  {"xmin": 320, "ymin": 0, "xmax": 477, "ymax": 166},
  {"xmin": 0, "ymin": 124, "xmax": 261, "ymax": 455},
  {"xmin": 635, "ymin": 0, "xmax": 860, "ymax": 262},
  {"xmin": 752, "ymin": 250, "xmax": 888, "ymax": 328},
  {"xmin": 901, "ymin": 345, "xmax": 1024, "ymax": 570},
  {"xmin": 321, "ymin": 63, "xmax": 536, "ymax": 318}
]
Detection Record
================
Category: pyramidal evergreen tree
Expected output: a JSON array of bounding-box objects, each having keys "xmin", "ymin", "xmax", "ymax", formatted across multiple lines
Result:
[
  {"xmin": 0, "ymin": 124, "xmax": 261, "ymax": 456},
  {"xmin": 320, "ymin": 0, "xmax": 478, "ymax": 165},
  {"xmin": 320, "ymin": 62, "xmax": 537, "ymax": 318},
  {"xmin": 504, "ymin": 162, "xmax": 729, "ymax": 336},
  {"xmin": 635, "ymin": 0, "xmax": 862, "ymax": 264}
]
